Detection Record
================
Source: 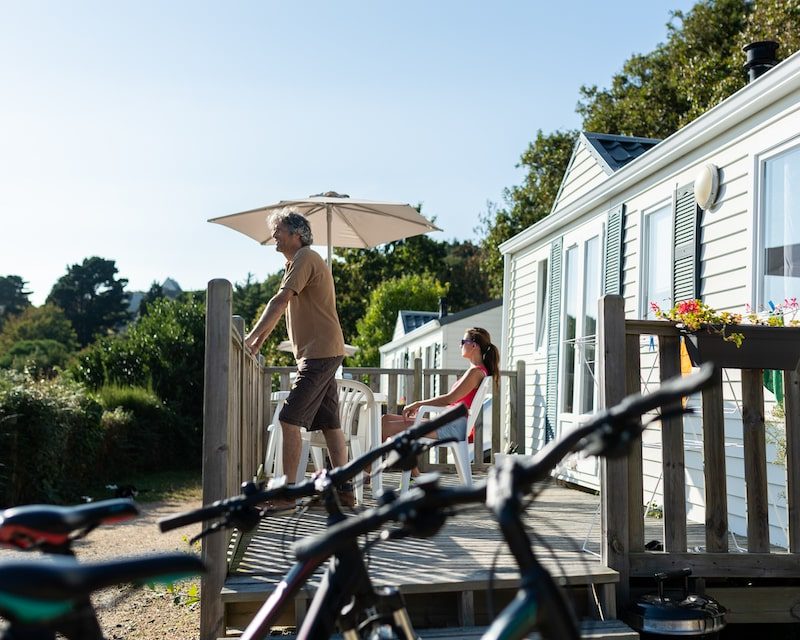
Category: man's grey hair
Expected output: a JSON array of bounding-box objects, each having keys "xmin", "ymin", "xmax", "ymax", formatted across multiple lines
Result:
[{"xmin": 268, "ymin": 208, "xmax": 313, "ymax": 247}]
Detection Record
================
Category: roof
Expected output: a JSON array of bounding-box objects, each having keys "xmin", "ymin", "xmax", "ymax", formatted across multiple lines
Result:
[
  {"xmin": 581, "ymin": 132, "xmax": 661, "ymax": 174},
  {"xmin": 398, "ymin": 310, "xmax": 439, "ymax": 334},
  {"xmin": 439, "ymin": 299, "xmax": 502, "ymax": 325}
]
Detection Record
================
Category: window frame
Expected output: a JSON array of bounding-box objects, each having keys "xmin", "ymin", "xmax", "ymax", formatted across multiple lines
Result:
[
  {"xmin": 639, "ymin": 197, "xmax": 673, "ymax": 318},
  {"xmin": 756, "ymin": 138, "xmax": 800, "ymax": 310}
]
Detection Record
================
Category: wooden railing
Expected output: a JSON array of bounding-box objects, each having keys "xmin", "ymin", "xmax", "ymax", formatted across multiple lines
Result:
[
  {"xmin": 597, "ymin": 295, "xmax": 800, "ymax": 620},
  {"xmin": 199, "ymin": 279, "xmax": 526, "ymax": 638},
  {"xmin": 262, "ymin": 360, "xmax": 526, "ymax": 469}
]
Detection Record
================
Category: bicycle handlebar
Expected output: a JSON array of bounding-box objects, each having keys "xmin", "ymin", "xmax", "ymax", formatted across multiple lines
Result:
[
  {"xmin": 294, "ymin": 364, "xmax": 715, "ymax": 560},
  {"xmin": 158, "ymin": 404, "xmax": 468, "ymax": 533}
]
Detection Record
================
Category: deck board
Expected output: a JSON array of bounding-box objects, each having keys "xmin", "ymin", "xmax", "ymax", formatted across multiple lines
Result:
[{"xmin": 223, "ymin": 472, "xmax": 712, "ymax": 601}]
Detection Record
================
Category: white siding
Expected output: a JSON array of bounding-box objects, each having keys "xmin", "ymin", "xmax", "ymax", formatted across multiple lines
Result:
[{"xmin": 552, "ymin": 142, "xmax": 609, "ymax": 213}]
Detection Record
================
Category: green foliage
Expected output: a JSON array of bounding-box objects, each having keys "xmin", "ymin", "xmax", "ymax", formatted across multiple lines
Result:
[
  {"xmin": 578, "ymin": 0, "xmax": 752, "ymax": 136},
  {"xmin": 46, "ymin": 256, "xmax": 131, "ymax": 347},
  {"xmin": 0, "ymin": 370, "xmax": 104, "ymax": 505},
  {"xmin": 352, "ymin": 274, "xmax": 447, "ymax": 366},
  {"xmin": 95, "ymin": 385, "xmax": 178, "ymax": 474},
  {"xmin": 0, "ymin": 275, "xmax": 32, "ymax": 330},
  {"xmin": 334, "ymin": 235, "xmax": 490, "ymax": 343},
  {"xmin": 478, "ymin": 130, "xmax": 577, "ymax": 295},
  {"xmin": 0, "ymin": 339, "xmax": 73, "ymax": 377},
  {"xmin": 69, "ymin": 297, "xmax": 205, "ymax": 464},
  {"xmin": 0, "ymin": 305, "xmax": 78, "ymax": 354}
]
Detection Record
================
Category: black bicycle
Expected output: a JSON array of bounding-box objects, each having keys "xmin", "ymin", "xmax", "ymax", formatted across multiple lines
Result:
[
  {"xmin": 0, "ymin": 499, "xmax": 205, "ymax": 640},
  {"xmin": 293, "ymin": 364, "xmax": 716, "ymax": 640},
  {"xmin": 159, "ymin": 403, "xmax": 470, "ymax": 640}
]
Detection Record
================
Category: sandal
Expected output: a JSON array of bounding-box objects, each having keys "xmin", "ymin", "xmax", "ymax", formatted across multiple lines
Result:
[{"xmin": 261, "ymin": 500, "xmax": 297, "ymax": 515}]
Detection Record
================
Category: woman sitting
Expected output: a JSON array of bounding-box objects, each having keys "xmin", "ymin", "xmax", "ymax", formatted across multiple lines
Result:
[{"xmin": 381, "ymin": 327, "xmax": 499, "ymax": 472}]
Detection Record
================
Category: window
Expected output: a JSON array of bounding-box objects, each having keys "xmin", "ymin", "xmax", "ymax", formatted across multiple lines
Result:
[
  {"xmin": 643, "ymin": 204, "xmax": 672, "ymax": 317},
  {"xmin": 535, "ymin": 258, "xmax": 549, "ymax": 350},
  {"xmin": 560, "ymin": 226, "xmax": 602, "ymax": 417},
  {"xmin": 762, "ymin": 146, "xmax": 800, "ymax": 307},
  {"xmin": 580, "ymin": 236, "xmax": 600, "ymax": 414}
]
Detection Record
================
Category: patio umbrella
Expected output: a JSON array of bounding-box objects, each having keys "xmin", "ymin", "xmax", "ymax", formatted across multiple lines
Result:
[{"xmin": 208, "ymin": 191, "xmax": 441, "ymax": 264}]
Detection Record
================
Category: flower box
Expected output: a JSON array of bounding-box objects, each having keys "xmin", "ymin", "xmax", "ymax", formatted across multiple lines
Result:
[{"xmin": 682, "ymin": 325, "xmax": 800, "ymax": 371}]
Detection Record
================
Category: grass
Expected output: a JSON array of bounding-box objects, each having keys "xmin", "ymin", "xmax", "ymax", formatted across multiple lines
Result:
[{"xmin": 87, "ymin": 468, "xmax": 202, "ymax": 504}]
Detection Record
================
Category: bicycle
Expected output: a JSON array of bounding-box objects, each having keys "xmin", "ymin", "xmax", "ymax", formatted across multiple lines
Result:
[
  {"xmin": 292, "ymin": 363, "xmax": 715, "ymax": 640},
  {"xmin": 0, "ymin": 499, "xmax": 205, "ymax": 640},
  {"xmin": 159, "ymin": 403, "xmax": 470, "ymax": 640}
]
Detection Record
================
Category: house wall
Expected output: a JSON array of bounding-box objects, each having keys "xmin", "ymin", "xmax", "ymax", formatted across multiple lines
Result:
[
  {"xmin": 552, "ymin": 140, "xmax": 609, "ymax": 213},
  {"xmin": 503, "ymin": 71, "xmax": 800, "ymax": 547}
]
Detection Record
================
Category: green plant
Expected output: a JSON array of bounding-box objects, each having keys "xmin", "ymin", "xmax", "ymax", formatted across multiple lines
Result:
[{"xmin": 0, "ymin": 370, "xmax": 104, "ymax": 505}]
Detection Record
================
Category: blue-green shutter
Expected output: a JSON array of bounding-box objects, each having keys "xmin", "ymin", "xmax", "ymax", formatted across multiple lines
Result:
[
  {"xmin": 545, "ymin": 237, "xmax": 563, "ymax": 443},
  {"xmin": 604, "ymin": 204, "xmax": 625, "ymax": 295},
  {"xmin": 673, "ymin": 183, "xmax": 700, "ymax": 302}
]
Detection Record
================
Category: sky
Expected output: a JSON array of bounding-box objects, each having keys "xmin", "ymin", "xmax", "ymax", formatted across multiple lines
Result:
[{"xmin": 0, "ymin": 1, "xmax": 698, "ymax": 306}]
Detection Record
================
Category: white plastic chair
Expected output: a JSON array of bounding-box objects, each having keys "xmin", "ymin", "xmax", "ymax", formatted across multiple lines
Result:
[
  {"xmin": 295, "ymin": 379, "xmax": 374, "ymax": 505},
  {"xmin": 263, "ymin": 391, "xmax": 308, "ymax": 484},
  {"xmin": 400, "ymin": 376, "xmax": 492, "ymax": 492}
]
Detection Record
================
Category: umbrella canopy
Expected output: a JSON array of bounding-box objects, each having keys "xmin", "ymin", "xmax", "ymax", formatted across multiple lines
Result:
[{"xmin": 208, "ymin": 191, "xmax": 441, "ymax": 264}]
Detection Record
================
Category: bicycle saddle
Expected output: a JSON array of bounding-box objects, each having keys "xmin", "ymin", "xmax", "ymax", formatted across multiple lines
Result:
[
  {"xmin": 0, "ymin": 499, "xmax": 139, "ymax": 549},
  {"xmin": 0, "ymin": 553, "xmax": 204, "ymax": 623}
]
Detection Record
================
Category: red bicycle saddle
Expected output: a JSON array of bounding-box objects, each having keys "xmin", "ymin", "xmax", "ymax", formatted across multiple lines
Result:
[{"xmin": 0, "ymin": 499, "xmax": 139, "ymax": 549}]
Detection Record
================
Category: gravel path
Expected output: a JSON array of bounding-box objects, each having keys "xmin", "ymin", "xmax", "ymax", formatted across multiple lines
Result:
[{"xmin": 1, "ymin": 495, "xmax": 204, "ymax": 639}]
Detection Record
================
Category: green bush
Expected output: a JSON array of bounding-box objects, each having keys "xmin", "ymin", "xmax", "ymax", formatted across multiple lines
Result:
[
  {"xmin": 95, "ymin": 385, "xmax": 188, "ymax": 474},
  {"xmin": 0, "ymin": 370, "xmax": 103, "ymax": 506},
  {"xmin": 69, "ymin": 297, "xmax": 204, "ymax": 465},
  {"xmin": 0, "ymin": 339, "xmax": 73, "ymax": 377}
]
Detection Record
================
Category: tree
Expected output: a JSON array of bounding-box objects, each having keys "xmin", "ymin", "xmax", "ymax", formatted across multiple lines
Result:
[
  {"xmin": 47, "ymin": 257, "xmax": 131, "ymax": 346},
  {"xmin": 334, "ymin": 235, "xmax": 489, "ymax": 343},
  {"xmin": 0, "ymin": 276, "xmax": 32, "ymax": 329},
  {"xmin": 0, "ymin": 304, "xmax": 78, "ymax": 355},
  {"xmin": 351, "ymin": 274, "xmax": 448, "ymax": 367},
  {"xmin": 577, "ymin": 0, "xmax": 753, "ymax": 137},
  {"xmin": 137, "ymin": 281, "xmax": 164, "ymax": 317},
  {"xmin": 478, "ymin": 130, "xmax": 577, "ymax": 295}
]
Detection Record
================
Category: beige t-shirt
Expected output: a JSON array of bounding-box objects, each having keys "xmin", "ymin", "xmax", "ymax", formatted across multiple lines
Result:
[{"xmin": 281, "ymin": 246, "xmax": 345, "ymax": 360}]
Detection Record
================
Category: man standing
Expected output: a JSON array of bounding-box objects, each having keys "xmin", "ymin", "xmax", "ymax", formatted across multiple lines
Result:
[{"xmin": 244, "ymin": 209, "xmax": 352, "ymax": 508}]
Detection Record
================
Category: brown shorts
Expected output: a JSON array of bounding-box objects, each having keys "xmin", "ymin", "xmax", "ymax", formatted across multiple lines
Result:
[{"xmin": 279, "ymin": 356, "xmax": 344, "ymax": 431}]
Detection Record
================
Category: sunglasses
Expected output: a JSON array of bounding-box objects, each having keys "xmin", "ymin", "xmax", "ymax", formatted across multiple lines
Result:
[{"xmin": 460, "ymin": 339, "xmax": 477, "ymax": 346}]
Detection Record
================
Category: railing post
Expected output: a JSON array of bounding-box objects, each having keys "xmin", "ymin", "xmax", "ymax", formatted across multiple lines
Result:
[
  {"xmin": 784, "ymin": 371, "xmax": 800, "ymax": 552},
  {"xmin": 514, "ymin": 360, "xmax": 526, "ymax": 455},
  {"xmin": 598, "ymin": 294, "xmax": 629, "ymax": 615},
  {"xmin": 201, "ymin": 279, "xmax": 232, "ymax": 640},
  {"xmin": 413, "ymin": 358, "xmax": 423, "ymax": 402}
]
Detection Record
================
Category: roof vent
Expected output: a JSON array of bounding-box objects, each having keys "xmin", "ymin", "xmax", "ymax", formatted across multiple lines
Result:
[
  {"xmin": 743, "ymin": 40, "xmax": 779, "ymax": 83},
  {"xmin": 438, "ymin": 297, "xmax": 448, "ymax": 318}
]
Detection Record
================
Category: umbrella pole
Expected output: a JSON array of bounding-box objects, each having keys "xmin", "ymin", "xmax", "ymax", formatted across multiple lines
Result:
[{"xmin": 326, "ymin": 205, "xmax": 333, "ymax": 268}]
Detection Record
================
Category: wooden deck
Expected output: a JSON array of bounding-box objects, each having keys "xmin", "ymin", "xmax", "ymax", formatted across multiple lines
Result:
[{"xmin": 220, "ymin": 473, "xmax": 713, "ymax": 635}]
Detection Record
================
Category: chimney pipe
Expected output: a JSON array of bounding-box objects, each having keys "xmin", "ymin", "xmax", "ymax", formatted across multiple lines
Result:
[
  {"xmin": 743, "ymin": 40, "xmax": 779, "ymax": 83},
  {"xmin": 438, "ymin": 297, "xmax": 448, "ymax": 318}
]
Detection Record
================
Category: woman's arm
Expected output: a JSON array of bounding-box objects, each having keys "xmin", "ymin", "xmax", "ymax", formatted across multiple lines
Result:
[{"xmin": 403, "ymin": 367, "xmax": 486, "ymax": 418}]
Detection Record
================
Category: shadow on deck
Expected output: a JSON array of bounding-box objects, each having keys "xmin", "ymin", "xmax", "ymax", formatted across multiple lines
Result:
[{"xmin": 220, "ymin": 474, "xmax": 711, "ymax": 635}]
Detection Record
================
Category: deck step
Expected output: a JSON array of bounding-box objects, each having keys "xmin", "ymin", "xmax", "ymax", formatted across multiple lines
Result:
[{"xmin": 219, "ymin": 619, "xmax": 639, "ymax": 639}]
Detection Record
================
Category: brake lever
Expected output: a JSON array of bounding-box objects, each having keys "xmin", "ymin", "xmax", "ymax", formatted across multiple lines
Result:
[{"xmin": 190, "ymin": 520, "xmax": 226, "ymax": 545}]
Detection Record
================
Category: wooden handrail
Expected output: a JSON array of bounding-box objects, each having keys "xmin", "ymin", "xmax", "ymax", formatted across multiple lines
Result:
[{"xmin": 598, "ymin": 295, "xmax": 800, "ymax": 619}]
